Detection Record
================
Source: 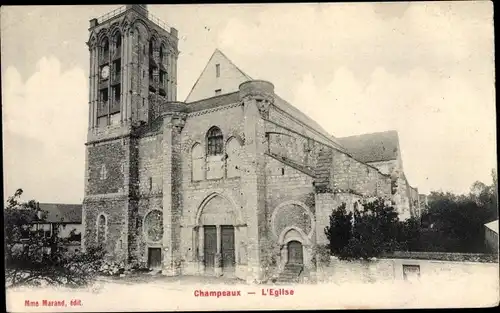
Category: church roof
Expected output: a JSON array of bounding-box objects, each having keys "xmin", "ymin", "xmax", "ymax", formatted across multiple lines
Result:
[
  {"xmin": 216, "ymin": 49, "xmax": 252, "ymax": 81},
  {"xmin": 337, "ymin": 130, "xmax": 400, "ymax": 163},
  {"xmin": 185, "ymin": 49, "xmax": 345, "ymax": 150},
  {"xmin": 272, "ymin": 95, "xmax": 345, "ymax": 150},
  {"xmin": 187, "ymin": 91, "xmax": 240, "ymax": 113},
  {"xmin": 185, "ymin": 49, "xmax": 251, "ymax": 103},
  {"xmin": 37, "ymin": 203, "xmax": 82, "ymax": 224}
]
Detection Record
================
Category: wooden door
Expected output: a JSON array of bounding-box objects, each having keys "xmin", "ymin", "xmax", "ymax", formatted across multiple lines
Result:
[
  {"xmin": 203, "ymin": 226, "xmax": 217, "ymax": 272},
  {"xmin": 148, "ymin": 248, "xmax": 162, "ymax": 269},
  {"xmin": 287, "ymin": 241, "xmax": 303, "ymax": 264},
  {"xmin": 221, "ymin": 226, "xmax": 235, "ymax": 273}
]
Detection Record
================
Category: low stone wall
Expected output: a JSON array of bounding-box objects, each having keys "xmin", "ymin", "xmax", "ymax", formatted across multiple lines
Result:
[
  {"xmin": 317, "ymin": 255, "xmax": 499, "ymax": 285},
  {"xmin": 381, "ymin": 251, "xmax": 498, "ymax": 263}
]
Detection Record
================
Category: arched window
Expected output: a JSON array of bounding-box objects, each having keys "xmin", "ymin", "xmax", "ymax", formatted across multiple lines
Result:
[
  {"xmin": 149, "ymin": 40, "xmax": 154, "ymax": 57},
  {"xmin": 159, "ymin": 44, "xmax": 168, "ymax": 91},
  {"xmin": 207, "ymin": 127, "xmax": 223, "ymax": 156},
  {"xmin": 144, "ymin": 210, "xmax": 163, "ymax": 242},
  {"xmin": 97, "ymin": 214, "xmax": 107, "ymax": 244},
  {"xmin": 100, "ymin": 164, "xmax": 107, "ymax": 180},
  {"xmin": 101, "ymin": 37, "xmax": 109, "ymax": 61},
  {"xmin": 191, "ymin": 143, "xmax": 204, "ymax": 181},
  {"xmin": 226, "ymin": 137, "xmax": 241, "ymax": 178},
  {"xmin": 115, "ymin": 32, "xmax": 122, "ymax": 49}
]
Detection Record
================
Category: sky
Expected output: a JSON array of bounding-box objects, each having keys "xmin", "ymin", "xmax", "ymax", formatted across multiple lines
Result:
[{"xmin": 1, "ymin": 3, "xmax": 496, "ymax": 204}]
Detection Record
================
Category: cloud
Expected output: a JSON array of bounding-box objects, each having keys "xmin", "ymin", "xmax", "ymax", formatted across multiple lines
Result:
[
  {"xmin": 290, "ymin": 65, "xmax": 496, "ymax": 195},
  {"xmin": 2, "ymin": 56, "xmax": 87, "ymax": 203},
  {"xmin": 215, "ymin": 2, "xmax": 495, "ymax": 194},
  {"xmin": 218, "ymin": 2, "xmax": 493, "ymax": 79},
  {"xmin": 1, "ymin": 3, "xmax": 494, "ymax": 202}
]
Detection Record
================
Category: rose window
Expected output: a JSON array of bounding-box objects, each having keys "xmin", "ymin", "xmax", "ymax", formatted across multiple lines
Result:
[{"xmin": 144, "ymin": 210, "xmax": 163, "ymax": 242}]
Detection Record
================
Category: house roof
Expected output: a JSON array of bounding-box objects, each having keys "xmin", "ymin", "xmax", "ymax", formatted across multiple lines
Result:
[
  {"xmin": 337, "ymin": 130, "xmax": 400, "ymax": 163},
  {"xmin": 485, "ymin": 220, "xmax": 499, "ymax": 234},
  {"xmin": 37, "ymin": 203, "xmax": 82, "ymax": 224}
]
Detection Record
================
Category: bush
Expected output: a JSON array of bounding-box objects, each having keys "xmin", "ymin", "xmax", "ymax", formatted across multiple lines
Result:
[
  {"xmin": 324, "ymin": 198, "xmax": 410, "ymax": 261},
  {"xmin": 98, "ymin": 260, "xmax": 125, "ymax": 276},
  {"xmin": 4, "ymin": 189, "xmax": 105, "ymax": 288},
  {"xmin": 5, "ymin": 245, "xmax": 106, "ymax": 288}
]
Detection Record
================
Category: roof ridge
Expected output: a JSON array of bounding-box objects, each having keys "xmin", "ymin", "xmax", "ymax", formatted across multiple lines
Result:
[
  {"xmin": 185, "ymin": 49, "xmax": 253, "ymax": 102},
  {"xmin": 215, "ymin": 48, "xmax": 253, "ymax": 80},
  {"xmin": 184, "ymin": 49, "xmax": 219, "ymax": 102}
]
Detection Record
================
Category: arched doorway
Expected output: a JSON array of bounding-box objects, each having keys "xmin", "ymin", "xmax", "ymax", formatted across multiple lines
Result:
[
  {"xmin": 196, "ymin": 193, "xmax": 242, "ymax": 276},
  {"xmin": 287, "ymin": 240, "xmax": 303, "ymax": 265},
  {"xmin": 143, "ymin": 210, "xmax": 163, "ymax": 269}
]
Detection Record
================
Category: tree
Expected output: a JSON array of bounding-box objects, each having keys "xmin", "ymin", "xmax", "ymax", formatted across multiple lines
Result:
[
  {"xmin": 324, "ymin": 198, "xmax": 412, "ymax": 260},
  {"xmin": 324, "ymin": 172, "xmax": 499, "ymax": 258},
  {"xmin": 399, "ymin": 217, "xmax": 422, "ymax": 251},
  {"xmin": 324, "ymin": 203, "xmax": 352, "ymax": 255},
  {"xmin": 423, "ymin": 174, "xmax": 498, "ymax": 253},
  {"xmin": 4, "ymin": 189, "xmax": 105, "ymax": 288}
]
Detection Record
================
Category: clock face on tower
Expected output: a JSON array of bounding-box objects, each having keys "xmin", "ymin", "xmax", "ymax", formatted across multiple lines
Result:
[{"xmin": 101, "ymin": 65, "xmax": 110, "ymax": 79}]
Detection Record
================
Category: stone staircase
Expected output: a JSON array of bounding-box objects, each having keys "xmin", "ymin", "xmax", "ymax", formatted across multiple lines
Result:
[{"xmin": 275, "ymin": 263, "xmax": 304, "ymax": 284}]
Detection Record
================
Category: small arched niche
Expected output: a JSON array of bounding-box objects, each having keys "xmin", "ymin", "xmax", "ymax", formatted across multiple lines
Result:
[
  {"xmin": 226, "ymin": 137, "xmax": 242, "ymax": 178},
  {"xmin": 191, "ymin": 143, "xmax": 204, "ymax": 181}
]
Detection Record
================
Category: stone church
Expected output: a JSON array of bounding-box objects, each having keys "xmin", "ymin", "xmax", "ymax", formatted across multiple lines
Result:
[{"xmin": 82, "ymin": 5, "xmax": 424, "ymax": 282}]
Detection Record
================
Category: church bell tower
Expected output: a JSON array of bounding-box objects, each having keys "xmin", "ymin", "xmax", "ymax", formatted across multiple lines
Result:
[
  {"xmin": 87, "ymin": 4, "xmax": 178, "ymax": 134},
  {"xmin": 82, "ymin": 4, "xmax": 179, "ymax": 263}
]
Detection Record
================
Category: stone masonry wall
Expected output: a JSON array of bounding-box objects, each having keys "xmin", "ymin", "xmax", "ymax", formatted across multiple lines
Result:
[
  {"xmin": 394, "ymin": 175, "xmax": 411, "ymax": 220},
  {"xmin": 265, "ymin": 117, "xmax": 391, "ymax": 199},
  {"xmin": 84, "ymin": 137, "xmax": 129, "ymax": 262},
  {"xmin": 331, "ymin": 150, "xmax": 391, "ymax": 197},
  {"xmin": 137, "ymin": 135, "xmax": 164, "ymax": 195},
  {"xmin": 171, "ymin": 120, "xmax": 184, "ymax": 268},
  {"xmin": 266, "ymin": 121, "xmax": 326, "ymax": 170},
  {"xmin": 409, "ymin": 185, "xmax": 420, "ymax": 217},
  {"xmin": 317, "ymin": 256, "xmax": 499, "ymax": 286},
  {"xmin": 367, "ymin": 159, "xmax": 398, "ymax": 176},
  {"xmin": 180, "ymin": 104, "xmax": 245, "ymax": 220},
  {"xmin": 131, "ymin": 21, "xmax": 150, "ymax": 124},
  {"xmin": 87, "ymin": 140, "xmax": 126, "ymax": 195},
  {"xmin": 179, "ymin": 105, "xmax": 247, "ymax": 269},
  {"xmin": 83, "ymin": 196, "xmax": 128, "ymax": 261},
  {"xmin": 132, "ymin": 196, "xmax": 163, "ymax": 266},
  {"xmin": 265, "ymin": 155, "xmax": 315, "ymax": 241}
]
